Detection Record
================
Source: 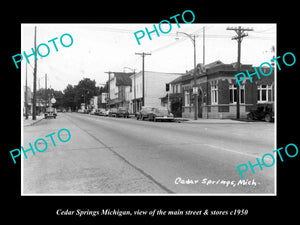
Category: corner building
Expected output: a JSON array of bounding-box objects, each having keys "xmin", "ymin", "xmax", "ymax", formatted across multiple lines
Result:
[{"xmin": 170, "ymin": 61, "xmax": 274, "ymax": 119}]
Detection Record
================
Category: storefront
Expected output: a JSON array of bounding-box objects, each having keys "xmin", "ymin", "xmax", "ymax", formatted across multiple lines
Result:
[{"xmin": 179, "ymin": 61, "xmax": 274, "ymax": 119}]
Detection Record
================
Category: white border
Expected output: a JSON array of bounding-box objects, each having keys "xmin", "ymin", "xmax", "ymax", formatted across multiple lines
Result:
[{"xmin": 21, "ymin": 23, "xmax": 277, "ymax": 196}]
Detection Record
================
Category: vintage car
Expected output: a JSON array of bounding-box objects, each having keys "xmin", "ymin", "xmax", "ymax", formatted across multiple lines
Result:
[
  {"xmin": 136, "ymin": 106, "xmax": 174, "ymax": 122},
  {"xmin": 44, "ymin": 107, "xmax": 57, "ymax": 119},
  {"xmin": 116, "ymin": 107, "xmax": 129, "ymax": 118},
  {"xmin": 95, "ymin": 108, "xmax": 106, "ymax": 116},
  {"xmin": 108, "ymin": 108, "xmax": 118, "ymax": 117},
  {"xmin": 247, "ymin": 104, "xmax": 274, "ymax": 122}
]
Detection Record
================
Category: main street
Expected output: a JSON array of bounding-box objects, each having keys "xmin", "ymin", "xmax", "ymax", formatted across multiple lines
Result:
[{"xmin": 23, "ymin": 113, "xmax": 275, "ymax": 195}]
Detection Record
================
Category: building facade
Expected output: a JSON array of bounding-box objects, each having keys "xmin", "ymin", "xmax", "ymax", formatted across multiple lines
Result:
[
  {"xmin": 129, "ymin": 71, "xmax": 183, "ymax": 114},
  {"xmin": 107, "ymin": 72, "xmax": 133, "ymax": 109},
  {"xmin": 166, "ymin": 61, "xmax": 274, "ymax": 119}
]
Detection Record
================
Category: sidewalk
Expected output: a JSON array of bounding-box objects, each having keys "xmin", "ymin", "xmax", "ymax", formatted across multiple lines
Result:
[
  {"xmin": 23, "ymin": 115, "xmax": 44, "ymax": 127},
  {"xmin": 175, "ymin": 117, "xmax": 250, "ymax": 124}
]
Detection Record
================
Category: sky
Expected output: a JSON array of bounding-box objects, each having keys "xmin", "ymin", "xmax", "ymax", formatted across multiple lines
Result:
[{"xmin": 21, "ymin": 23, "xmax": 276, "ymax": 92}]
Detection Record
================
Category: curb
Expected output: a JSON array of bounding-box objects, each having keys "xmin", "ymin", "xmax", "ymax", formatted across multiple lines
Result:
[
  {"xmin": 24, "ymin": 118, "xmax": 44, "ymax": 127},
  {"xmin": 176, "ymin": 118, "xmax": 249, "ymax": 124}
]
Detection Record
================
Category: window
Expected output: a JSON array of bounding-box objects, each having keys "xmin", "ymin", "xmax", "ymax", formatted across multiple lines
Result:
[
  {"xmin": 257, "ymin": 85, "xmax": 272, "ymax": 103},
  {"xmin": 184, "ymin": 91, "xmax": 190, "ymax": 106},
  {"xmin": 229, "ymin": 84, "xmax": 245, "ymax": 104},
  {"xmin": 211, "ymin": 85, "xmax": 218, "ymax": 105}
]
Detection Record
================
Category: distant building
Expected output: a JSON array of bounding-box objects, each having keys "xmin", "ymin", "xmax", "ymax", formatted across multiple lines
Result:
[
  {"xmin": 129, "ymin": 71, "xmax": 182, "ymax": 113},
  {"xmin": 90, "ymin": 96, "xmax": 98, "ymax": 109},
  {"xmin": 108, "ymin": 72, "xmax": 133, "ymax": 109}
]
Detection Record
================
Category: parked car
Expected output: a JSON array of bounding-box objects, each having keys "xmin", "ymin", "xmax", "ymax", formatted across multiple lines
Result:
[
  {"xmin": 94, "ymin": 109, "xmax": 101, "ymax": 116},
  {"xmin": 116, "ymin": 107, "xmax": 129, "ymax": 118},
  {"xmin": 103, "ymin": 110, "xmax": 109, "ymax": 116},
  {"xmin": 136, "ymin": 106, "xmax": 174, "ymax": 122},
  {"xmin": 151, "ymin": 107, "xmax": 174, "ymax": 122},
  {"xmin": 94, "ymin": 108, "xmax": 105, "ymax": 116},
  {"xmin": 247, "ymin": 104, "xmax": 274, "ymax": 122},
  {"xmin": 108, "ymin": 108, "xmax": 118, "ymax": 117},
  {"xmin": 84, "ymin": 109, "xmax": 92, "ymax": 114},
  {"xmin": 136, "ymin": 106, "xmax": 153, "ymax": 120},
  {"xmin": 89, "ymin": 109, "xmax": 97, "ymax": 115}
]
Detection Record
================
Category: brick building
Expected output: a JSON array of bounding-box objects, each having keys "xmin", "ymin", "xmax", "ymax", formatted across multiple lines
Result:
[{"xmin": 166, "ymin": 61, "xmax": 274, "ymax": 119}]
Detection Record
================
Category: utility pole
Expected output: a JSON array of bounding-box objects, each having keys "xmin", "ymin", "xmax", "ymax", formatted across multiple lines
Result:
[
  {"xmin": 203, "ymin": 26, "xmax": 205, "ymax": 65},
  {"xmin": 176, "ymin": 32, "xmax": 198, "ymax": 120},
  {"xmin": 32, "ymin": 26, "xmax": 37, "ymax": 120},
  {"xmin": 135, "ymin": 52, "xmax": 151, "ymax": 107},
  {"xmin": 227, "ymin": 26, "xmax": 253, "ymax": 119},
  {"xmin": 45, "ymin": 73, "xmax": 47, "ymax": 112},
  {"xmin": 25, "ymin": 62, "xmax": 28, "ymax": 119},
  {"xmin": 104, "ymin": 71, "xmax": 112, "ymax": 109}
]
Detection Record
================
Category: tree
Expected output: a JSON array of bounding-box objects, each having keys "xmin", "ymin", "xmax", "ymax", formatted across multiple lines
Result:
[
  {"xmin": 63, "ymin": 84, "xmax": 76, "ymax": 110},
  {"xmin": 53, "ymin": 90, "xmax": 64, "ymax": 109},
  {"xmin": 73, "ymin": 78, "xmax": 99, "ymax": 108}
]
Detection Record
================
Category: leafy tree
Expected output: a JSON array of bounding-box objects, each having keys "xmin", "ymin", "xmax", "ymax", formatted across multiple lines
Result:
[
  {"xmin": 63, "ymin": 84, "xmax": 76, "ymax": 110},
  {"xmin": 61, "ymin": 78, "xmax": 100, "ymax": 110},
  {"xmin": 73, "ymin": 78, "xmax": 99, "ymax": 108}
]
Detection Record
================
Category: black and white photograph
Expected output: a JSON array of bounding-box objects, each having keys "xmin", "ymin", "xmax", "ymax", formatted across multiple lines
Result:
[
  {"xmin": 5, "ymin": 4, "xmax": 299, "ymax": 223},
  {"xmin": 20, "ymin": 23, "xmax": 276, "ymax": 195}
]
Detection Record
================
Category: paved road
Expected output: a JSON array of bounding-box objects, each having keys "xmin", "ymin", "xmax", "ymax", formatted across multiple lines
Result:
[{"xmin": 22, "ymin": 113, "xmax": 275, "ymax": 195}]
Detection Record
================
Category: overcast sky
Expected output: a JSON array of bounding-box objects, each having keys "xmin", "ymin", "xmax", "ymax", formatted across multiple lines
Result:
[{"xmin": 21, "ymin": 23, "xmax": 276, "ymax": 92}]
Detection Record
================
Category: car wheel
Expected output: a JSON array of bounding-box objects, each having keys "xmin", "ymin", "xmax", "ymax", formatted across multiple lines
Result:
[{"xmin": 264, "ymin": 114, "xmax": 271, "ymax": 122}]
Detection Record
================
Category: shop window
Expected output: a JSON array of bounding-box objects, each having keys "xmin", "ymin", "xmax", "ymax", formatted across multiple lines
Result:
[
  {"xmin": 184, "ymin": 91, "xmax": 190, "ymax": 106},
  {"xmin": 257, "ymin": 85, "xmax": 272, "ymax": 103},
  {"xmin": 229, "ymin": 84, "xmax": 245, "ymax": 104},
  {"xmin": 211, "ymin": 85, "xmax": 218, "ymax": 105}
]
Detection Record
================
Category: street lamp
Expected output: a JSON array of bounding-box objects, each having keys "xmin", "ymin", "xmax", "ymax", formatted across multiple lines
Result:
[{"xmin": 176, "ymin": 32, "xmax": 198, "ymax": 120}]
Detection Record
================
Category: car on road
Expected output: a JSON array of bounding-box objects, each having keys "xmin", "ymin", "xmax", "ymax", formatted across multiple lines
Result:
[
  {"xmin": 247, "ymin": 104, "xmax": 274, "ymax": 122},
  {"xmin": 89, "ymin": 109, "xmax": 97, "ymax": 115},
  {"xmin": 136, "ymin": 106, "xmax": 174, "ymax": 122},
  {"xmin": 95, "ymin": 108, "xmax": 106, "ymax": 116},
  {"xmin": 116, "ymin": 107, "xmax": 129, "ymax": 118},
  {"xmin": 102, "ymin": 110, "xmax": 109, "ymax": 116},
  {"xmin": 44, "ymin": 107, "xmax": 57, "ymax": 119},
  {"xmin": 136, "ymin": 106, "xmax": 152, "ymax": 120},
  {"xmin": 108, "ymin": 108, "xmax": 118, "ymax": 117}
]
